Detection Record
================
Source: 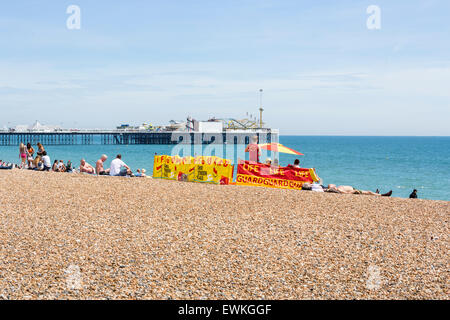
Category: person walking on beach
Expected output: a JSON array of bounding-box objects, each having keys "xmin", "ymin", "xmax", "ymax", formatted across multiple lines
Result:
[
  {"xmin": 19, "ymin": 143, "xmax": 27, "ymax": 168},
  {"xmin": 26, "ymin": 143, "xmax": 34, "ymax": 167},
  {"xmin": 245, "ymin": 135, "xmax": 261, "ymax": 164},
  {"xmin": 96, "ymin": 154, "xmax": 110, "ymax": 175},
  {"xmin": 409, "ymin": 189, "xmax": 418, "ymax": 199},
  {"xmin": 109, "ymin": 154, "xmax": 131, "ymax": 176}
]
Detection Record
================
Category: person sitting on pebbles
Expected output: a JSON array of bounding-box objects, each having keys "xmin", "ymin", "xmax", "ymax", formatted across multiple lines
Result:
[
  {"xmin": 96, "ymin": 154, "xmax": 110, "ymax": 175},
  {"xmin": 52, "ymin": 160, "xmax": 59, "ymax": 172},
  {"xmin": 80, "ymin": 159, "xmax": 95, "ymax": 174},
  {"xmin": 30, "ymin": 155, "xmax": 41, "ymax": 170},
  {"xmin": 66, "ymin": 160, "xmax": 73, "ymax": 173},
  {"xmin": 41, "ymin": 151, "xmax": 51, "ymax": 171},
  {"xmin": 109, "ymin": 154, "xmax": 132, "ymax": 177},
  {"xmin": 134, "ymin": 169, "xmax": 147, "ymax": 177},
  {"xmin": 58, "ymin": 160, "xmax": 67, "ymax": 172}
]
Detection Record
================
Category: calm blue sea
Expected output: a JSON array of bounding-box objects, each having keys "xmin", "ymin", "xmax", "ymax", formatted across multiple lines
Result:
[{"xmin": 1, "ymin": 136, "xmax": 449, "ymax": 201}]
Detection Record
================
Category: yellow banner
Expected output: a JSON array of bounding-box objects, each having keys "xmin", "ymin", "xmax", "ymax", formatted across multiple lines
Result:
[
  {"xmin": 173, "ymin": 156, "xmax": 195, "ymax": 182},
  {"xmin": 152, "ymin": 155, "xmax": 166, "ymax": 178},
  {"xmin": 153, "ymin": 155, "xmax": 233, "ymax": 185}
]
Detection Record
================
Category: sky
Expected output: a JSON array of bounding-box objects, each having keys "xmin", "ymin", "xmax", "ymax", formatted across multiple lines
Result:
[{"xmin": 0, "ymin": 0, "xmax": 449, "ymax": 135}]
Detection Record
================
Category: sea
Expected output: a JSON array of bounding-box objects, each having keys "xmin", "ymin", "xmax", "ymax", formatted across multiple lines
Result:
[{"xmin": 1, "ymin": 136, "xmax": 449, "ymax": 201}]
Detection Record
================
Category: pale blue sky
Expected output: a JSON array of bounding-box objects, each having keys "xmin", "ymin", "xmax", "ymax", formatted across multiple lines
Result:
[{"xmin": 0, "ymin": 0, "xmax": 449, "ymax": 135}]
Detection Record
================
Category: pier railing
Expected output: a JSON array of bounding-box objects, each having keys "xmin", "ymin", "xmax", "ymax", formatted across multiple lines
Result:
[{"xmin": 0, "ymin": 130, "xmax": 278, "ymax": 146}]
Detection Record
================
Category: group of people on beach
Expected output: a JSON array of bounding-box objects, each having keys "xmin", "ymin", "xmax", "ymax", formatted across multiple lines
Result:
[
  {"xmin": 2, "ymin": 138, "xmax": 420, "ymax": 198},
  {"xmin": 2, "ymin": 142, "xmax": 147, "ymax": 177},
  {"xmin": 15, "ymin": 142, "xmax": 72, "ymax": 172},
  {"xmin": 16, "ymin": 142, "xmax": 53, "ymax": 171},
  {"xmin": 79, "ymin": 154, "xmax": 146, "ymax": 177}
]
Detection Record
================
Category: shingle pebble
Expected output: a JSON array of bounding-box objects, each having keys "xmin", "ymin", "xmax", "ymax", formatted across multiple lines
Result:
[{"xmin": 0, "ymin": 169, "xmax": 448, "ymax": 299}]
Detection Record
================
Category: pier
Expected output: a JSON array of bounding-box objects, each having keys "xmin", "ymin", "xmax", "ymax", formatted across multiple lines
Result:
[{"xmin": 0, "ymin": 130, "xmax": 278, "ymax": 146}]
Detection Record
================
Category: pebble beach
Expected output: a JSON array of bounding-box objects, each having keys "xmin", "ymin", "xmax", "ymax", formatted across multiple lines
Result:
[{"xmin": 0, "ymin": 169, "xmax": 448, "ymax": 300}]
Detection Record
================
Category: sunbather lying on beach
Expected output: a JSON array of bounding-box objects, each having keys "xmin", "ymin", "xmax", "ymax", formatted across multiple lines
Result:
[
  {"xmin": 326, "ymin": 184, "xmax": 392, "ymax": 196},
  {"xmin": 80, "ymin": 159, "xmax": 95, "ymax": 174},
  {"xmin": 325, "ymin": 184, "xmax": 392, "ymax": 197}
]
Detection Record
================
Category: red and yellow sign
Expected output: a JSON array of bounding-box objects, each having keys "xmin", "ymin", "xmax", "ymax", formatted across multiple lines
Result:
[
  {"xmin": 236, "ymin": 160, "xmax": 319, "ymax": 190},
  {"xmin": 192, "ymin": 156, "xmax": 233, "ymax": 185},
  {"xmin": 153, "ymin": 155, "xmax": 233, "ymax": 185},
  {"xmin": 155, "ymin": 155, "xmax": 195, "ymax": 181},
  {"xmin": 153, "ymin": 155, "xmax": 166, "ymax": 178}
]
